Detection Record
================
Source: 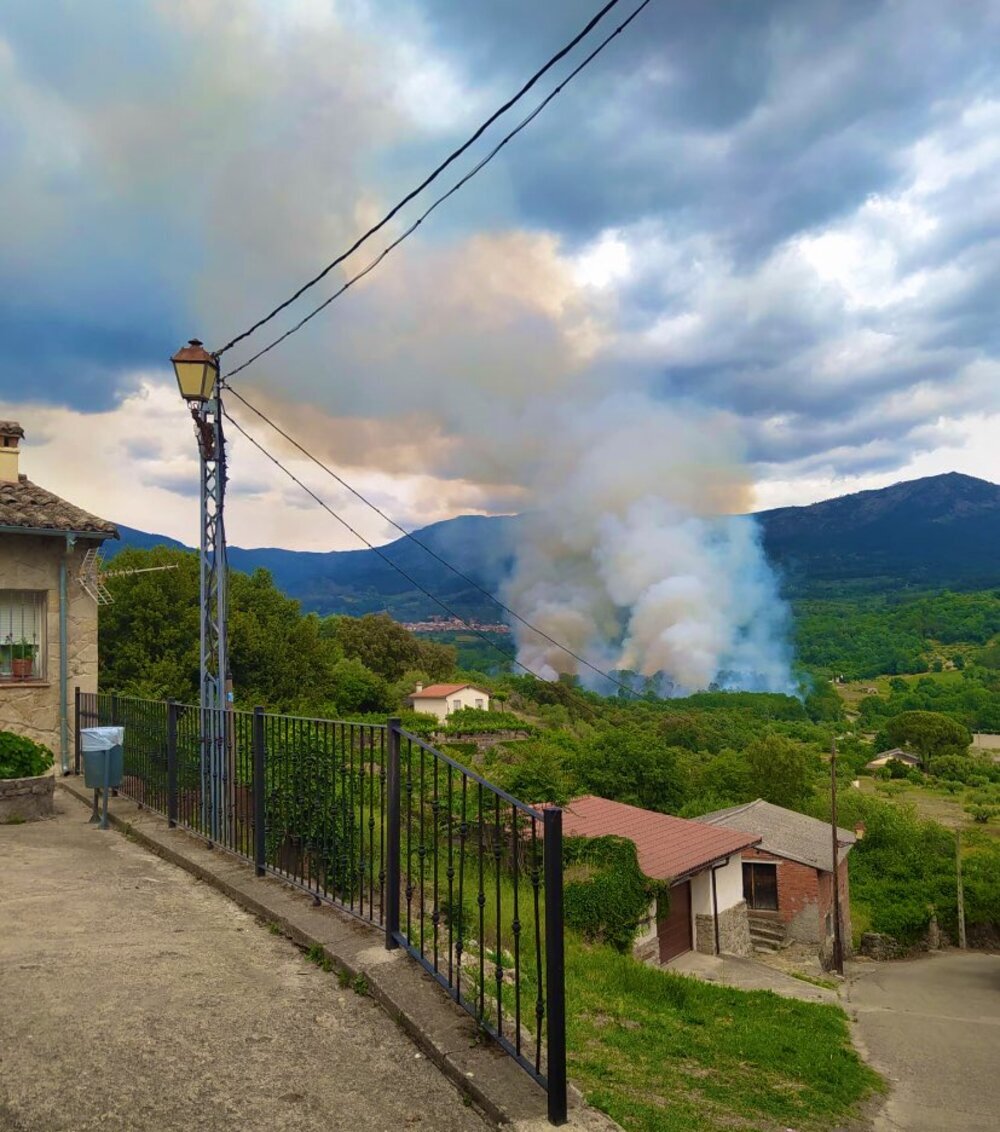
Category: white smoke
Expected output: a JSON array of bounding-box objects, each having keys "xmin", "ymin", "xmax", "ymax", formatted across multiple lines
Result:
[{"xmin": 503, "ymin": 395, "xmax": 792, "ymax": 694}]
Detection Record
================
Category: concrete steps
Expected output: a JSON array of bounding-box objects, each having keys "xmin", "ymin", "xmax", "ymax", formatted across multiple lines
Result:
[{"xmin": 748, "ymin": 918, "xmax": 786, "ymax": 952}]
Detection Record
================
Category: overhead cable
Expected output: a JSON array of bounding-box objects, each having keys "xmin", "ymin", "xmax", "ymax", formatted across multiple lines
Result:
[
  {"xmin": 214, "ymin": 0, "xmax": 628, "ymax": 359},
  {"xmin": 222, "ymin": 405, "xmax": 640, "ymax": 700},
  {"xmin": 226, "ymin": 384, "xmax": 642, "ymax": 697},
  {"xmin": 220, "ymin": 0, "xmax": 654, "ymax": 380}
]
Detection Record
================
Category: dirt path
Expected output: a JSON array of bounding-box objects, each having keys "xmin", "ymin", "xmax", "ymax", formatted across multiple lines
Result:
[
  {"xmin": 847, "ymin": 951, "xmax": 1000, "ymax": 1131},
  {"xmin": 0, "ymin": 805, "xmax": 489, "ymax": 1132}
]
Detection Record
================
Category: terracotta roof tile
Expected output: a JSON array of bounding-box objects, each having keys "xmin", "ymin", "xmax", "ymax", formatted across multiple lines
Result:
[
  {"xmin": 0, "ymin": 476, "xmax": 118, "ymax": 537},
  {"xmin": 409, "ymin": 683, "xmax": 487, "ymax": 699},
  {"xmin": 559, "ymin": 795, "xmax": 760, "ymax": 881}
]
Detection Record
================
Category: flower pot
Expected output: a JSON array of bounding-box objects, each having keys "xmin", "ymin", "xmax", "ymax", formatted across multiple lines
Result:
[{"xmin": 11, "ymin": 658, "xmax": 33, "ymax": 680}]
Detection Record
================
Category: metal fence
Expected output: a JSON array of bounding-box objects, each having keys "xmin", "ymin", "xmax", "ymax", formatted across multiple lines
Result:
[{"xmin": 75, "ymin": 691, "xmax": 566, "ymax": 1124}]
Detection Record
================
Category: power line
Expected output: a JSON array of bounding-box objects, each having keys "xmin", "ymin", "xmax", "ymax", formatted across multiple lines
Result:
[
  {"xmin": 215, "ymin": 0, "xmax": 628, "ymax": 359},
  {"xmin": 220, "ymin": 0, "xmax": 654, "ymax": 380},
  {"xmin": 226, "ymin": 384, "xmax": 642, "ymax": 697},
  {"xmin": 221, "ymin": 404, "xmax": 639, "ymax": 701}
]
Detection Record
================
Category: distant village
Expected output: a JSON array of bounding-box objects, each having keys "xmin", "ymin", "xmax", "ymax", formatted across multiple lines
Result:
[{"xmin": 399, "ymin": 616, "xmax": 510, "ymax": 635}]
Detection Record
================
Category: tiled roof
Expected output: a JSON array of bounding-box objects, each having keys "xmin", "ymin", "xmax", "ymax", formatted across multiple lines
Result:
[
  {"xmin": 696, "ymin": 799, "xmax": 855, "ymax": 872},
  {"xmin": 559, "ymin": 795, "xmax": 760, "ymax": 881},
  {"xmin": 409, "ymin": 683, "xmax": 487, "ymax": 699},
  {"xmin": 0, "ymin": 476, "xmax": 118, "ymax": 538}
]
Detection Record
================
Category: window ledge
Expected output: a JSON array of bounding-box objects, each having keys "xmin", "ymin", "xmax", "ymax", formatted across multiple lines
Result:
[{"xmin": 0, "ymin": 680, "xmax": 51, "ymax": 689}]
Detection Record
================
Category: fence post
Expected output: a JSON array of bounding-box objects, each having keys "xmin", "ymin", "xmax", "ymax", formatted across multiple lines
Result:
[
  {"xmin": 167, "ymin": 700, "xmax": 178, "ymax": 828},
  {"xmin": 73, "ymin": 686, "xmax": 81, "ymax": 774},
  {"xmin": 253, "ymin": 707, "xmax": 266, "ymax": 877},
  {"xmin": 543, "ymin": 807, "xmax": 567, "ymax": 1126},
  {"xmin": 385, "ymin": 717, "xmax": 402, "ymax": 950}
]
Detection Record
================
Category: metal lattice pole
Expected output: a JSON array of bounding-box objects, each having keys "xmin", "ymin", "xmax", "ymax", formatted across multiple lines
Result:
[{"xmin": 194, "ymin": 392, "xmax": 228, "ymax": 842}]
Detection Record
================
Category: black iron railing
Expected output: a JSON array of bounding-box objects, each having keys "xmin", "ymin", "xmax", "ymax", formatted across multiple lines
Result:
[{"xmin": 74, "ymin": 692, "xmax": 566, "ymax": 1124}]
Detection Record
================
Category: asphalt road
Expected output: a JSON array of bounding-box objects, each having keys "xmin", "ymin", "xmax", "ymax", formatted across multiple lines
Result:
[
  {"xmin": 848, "ymin": 951, "xmax": 1000, "ymax": 1131},
  {"xmin": 0, "ymin": 806, "xmax": 489, "ymax": 1132}
]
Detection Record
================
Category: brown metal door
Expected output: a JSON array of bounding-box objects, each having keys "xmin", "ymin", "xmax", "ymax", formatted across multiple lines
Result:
[{"xmin": 657, "ymin": 880, "xmax": 692, "ymax": 963}]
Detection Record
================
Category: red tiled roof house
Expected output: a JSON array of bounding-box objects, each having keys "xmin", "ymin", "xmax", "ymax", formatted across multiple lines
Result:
[
  {"xmin": 406, "ymin": 682, "xmax": 490, "ymax": 723},
  {"xmin": 559, "ymin": 795, "xmax": 761, "ymax": 964}
]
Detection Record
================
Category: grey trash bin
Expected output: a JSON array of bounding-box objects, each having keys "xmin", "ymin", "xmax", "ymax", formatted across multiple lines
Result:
[{"xmin": 81, "ymin": 726, "xmax": 124, "ymax": 829}]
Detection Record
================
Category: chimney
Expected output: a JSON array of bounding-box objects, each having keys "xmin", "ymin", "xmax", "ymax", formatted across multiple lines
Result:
[
  {"xmin": 415, "ymin": 682, "xmax": 424, "ymax": 693},
  {"xmin": 0, "ymin": 422, "xmax": 24, "ymax": 483}
]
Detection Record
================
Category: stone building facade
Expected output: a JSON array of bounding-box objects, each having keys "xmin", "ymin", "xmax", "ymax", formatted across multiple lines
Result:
[{"xmin": 0, "ymin": 422, "xmax": 117, "ymax": 769}]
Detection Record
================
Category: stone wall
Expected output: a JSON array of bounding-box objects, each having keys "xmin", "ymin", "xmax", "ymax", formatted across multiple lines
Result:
[
  {"xmin": 695, "ymin": 900, "xmax": 753, "ymax": 957},
  {"xmin": 0, "ymin": 534, "xmax": 102, "ymax": 765},
  {"xmin": 0, "ymin": 773, "xmax": 54, "ymax": 822}
]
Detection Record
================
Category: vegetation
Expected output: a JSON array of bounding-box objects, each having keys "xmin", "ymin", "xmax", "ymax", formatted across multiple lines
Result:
[
  {"xmin": 0, "ymin": 731, "xmax": 54, "ymax": 779},
  {"xmin": 563, "ymin": 836, "xmax": 665, "ymax": 953},
  {"xmin": 566, "ymin": 937, "xmax": 881, "ymax": 1132}
]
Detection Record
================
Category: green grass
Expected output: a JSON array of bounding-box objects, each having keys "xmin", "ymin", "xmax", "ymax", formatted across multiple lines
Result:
[
  {"xmin": 565, "ymin": 938, "xmax": 881, "ymax": 1132},
  {"xmin": 789, "ymin": 971, "xmax": 840, "ymax": 991}
]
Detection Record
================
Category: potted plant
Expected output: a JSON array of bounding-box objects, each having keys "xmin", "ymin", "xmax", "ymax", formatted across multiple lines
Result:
[{"xmin": 11, "ymin": 639, "xmax": 36, "ymax": 680}]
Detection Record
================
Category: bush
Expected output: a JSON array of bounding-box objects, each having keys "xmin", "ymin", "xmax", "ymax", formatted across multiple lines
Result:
[
  {"xmin": 0, "ymin": 731, "xmax": 54, "ymax": 779},
  {"xmin": 563, "ymin": 835, "xmax": 664, "ymax": 953}
]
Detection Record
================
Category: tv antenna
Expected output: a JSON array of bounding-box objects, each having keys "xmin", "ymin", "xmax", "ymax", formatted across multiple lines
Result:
[{"xmin": 78, "ymin": 546, "xmax": 179, "ymax": 606}]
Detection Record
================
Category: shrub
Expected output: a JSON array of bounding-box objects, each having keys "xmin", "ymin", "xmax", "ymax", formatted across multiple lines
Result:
[
  {"xmin": 562, "ymin": 835, "xmax": 664, "ymax": 953},
  {"xmin": 0, "ymin": 731, "xmax": 54, "ymax": 779}
]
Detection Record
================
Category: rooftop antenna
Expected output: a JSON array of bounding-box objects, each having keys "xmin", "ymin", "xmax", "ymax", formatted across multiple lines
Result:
[{"xmin": 78, "ymin": 546, "xmax": 179, "ymax": 605}]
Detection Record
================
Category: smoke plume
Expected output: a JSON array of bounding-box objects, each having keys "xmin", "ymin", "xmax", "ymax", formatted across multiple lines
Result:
[{"xmin": 503, "ymin": 395, "xmax": 792, "ymax": 694}]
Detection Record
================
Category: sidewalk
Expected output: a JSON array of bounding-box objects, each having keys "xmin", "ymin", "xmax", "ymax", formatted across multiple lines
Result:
[{"xmin": 0, "ymin": 801, "xmax": 493, "ymax": 1132}]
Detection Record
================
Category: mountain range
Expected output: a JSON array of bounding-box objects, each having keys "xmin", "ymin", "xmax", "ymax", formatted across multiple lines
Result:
[{"xmin": 110, "ymin": 472, "xmax": 1000, "ymax": 618}]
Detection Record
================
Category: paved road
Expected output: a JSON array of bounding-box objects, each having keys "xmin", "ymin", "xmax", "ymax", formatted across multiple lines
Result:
[
  {"xmin": 847, "ymin": 951, "xmax": 1000, "ymax": 1131},
  {"xmin": 0, "ymin": 806, "xmax": 488, "ymax": 1132}
]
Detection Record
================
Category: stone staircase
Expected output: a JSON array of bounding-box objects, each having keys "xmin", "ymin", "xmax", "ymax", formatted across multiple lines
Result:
[{"xmin": 748, "ymin": 915, "xmax": 786, "ymax": 952}]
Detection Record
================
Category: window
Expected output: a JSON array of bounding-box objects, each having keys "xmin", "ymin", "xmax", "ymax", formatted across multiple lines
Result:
[
  {"xmin": 452, "ymin": 700, "xmax": 462, "ymax": 713},
  {"xmin": 475, "ymin": 698, "xmax": 484, "ymax": 709},
  {"xmin": 0, "ymin": 590, "xmax": 47, "ymax": 682},
  {"xmin": 743, "ymin": 862, "xmax": 778, "ymax": 911}
]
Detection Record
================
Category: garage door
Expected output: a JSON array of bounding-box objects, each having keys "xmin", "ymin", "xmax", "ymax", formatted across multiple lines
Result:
[{"xmin": 657, "ymin": 880, "xmax": 692, "ymax": 963}]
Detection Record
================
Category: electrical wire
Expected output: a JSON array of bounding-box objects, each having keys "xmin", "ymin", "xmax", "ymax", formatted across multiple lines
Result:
[
  {"xmin": 222, "ymin": 404, "xmax": 639, "ymax": 700},
  {"xmin": 214, "ymin": 0, "xmax": 628, "ymax": 359},
  {"xmin": 225, "ymin": 384, "xmax": 643, "ymax": 698},
  {"xmin": 220, "ymin": 0, "xmax": 654, "ymax": 380}
]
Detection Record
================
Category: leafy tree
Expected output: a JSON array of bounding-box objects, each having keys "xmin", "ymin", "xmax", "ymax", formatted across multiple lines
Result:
[
  {"xmin": 745, "ymin": 734, "xmax": 816, "ymax": 811},
  {"xmin": 324, "ymin": 613, "xmax": 455, "ymax": 682},
  {"xmin": 881, "ymin": 711, "xmax": 971, "ymax": 770},
  {"xmin": 570, "ymin": 723, "xmax": 686, "ymax": 814},
  {"xmin": 325, "ymin": 658, "xmax": 392, "ymax": 715}
]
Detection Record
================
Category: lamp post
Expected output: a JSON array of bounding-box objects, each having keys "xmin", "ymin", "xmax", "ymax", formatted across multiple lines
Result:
[{"xmin": 171, "ymin": 339, "xmax": 229, "ymax": 843}]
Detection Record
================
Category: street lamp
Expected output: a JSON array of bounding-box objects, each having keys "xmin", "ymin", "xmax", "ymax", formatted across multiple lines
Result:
[
  {"xmin": 172, "ymin": 337, "xmax": 228, "ymax": 843},
  {"xmin": 171, "ymin": 339, "xmax": 219, "ymax": 403}
]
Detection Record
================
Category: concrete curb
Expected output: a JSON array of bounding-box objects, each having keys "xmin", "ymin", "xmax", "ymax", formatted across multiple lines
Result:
[{"xmin": 58, "ymin": 780, "xmax": 619, "ymax": 1132}]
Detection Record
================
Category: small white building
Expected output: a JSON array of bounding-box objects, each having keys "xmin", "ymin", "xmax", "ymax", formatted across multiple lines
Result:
[{"xmin": 407, "ymin": 682, "xmax": 490, "ymax": 723}]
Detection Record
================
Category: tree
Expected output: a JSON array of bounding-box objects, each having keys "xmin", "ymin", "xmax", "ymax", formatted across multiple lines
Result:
[
  {"xmin": 324, "ymin": 613, "xmax": 456, "ymax": 682},
  {"xmin": 570, "ymin": 723, "xmax": 686, "ymax": 814},
  {"xmin": 745, "ymin": 734, "xmax": 815, "ymax": 811},
  {"xmin": 883, "ymin": 711, "xmax": 971, "ymax": 770}
]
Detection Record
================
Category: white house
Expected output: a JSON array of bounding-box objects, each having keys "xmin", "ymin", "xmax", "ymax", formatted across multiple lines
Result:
[{"xmin": 407, "ymin": 682, "xmax": 490, "ymax": 723}]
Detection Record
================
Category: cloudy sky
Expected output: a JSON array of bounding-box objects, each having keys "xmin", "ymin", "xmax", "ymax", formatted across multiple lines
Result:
[{"xmin": 3, "ymin": 0, "xmax": 999, "ymax": 551}]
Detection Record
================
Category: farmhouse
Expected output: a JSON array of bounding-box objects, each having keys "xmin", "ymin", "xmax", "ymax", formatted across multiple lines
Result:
[
  {"xmin": 406, "ymin": 682, "xmax": 490, "ymax": 722},
  {"xmin": 558, "ymin": 795, "xmax": 761, "ymax": 964},
  {"xmin": 866, "ymin": 747, "xmax": 922, "ymax": 770},
  {"xmin": 697, "ymin": 799, "xmax": 855, "ymax": 952},
  {"xmin": 0, "ymin": 422, "xmax": 117, "ymax": 770}
]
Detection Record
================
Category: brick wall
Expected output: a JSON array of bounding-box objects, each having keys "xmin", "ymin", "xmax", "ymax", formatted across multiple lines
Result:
[{"xmin": 743, "ymin": 845, "xmax": 853, "ymax": 947}]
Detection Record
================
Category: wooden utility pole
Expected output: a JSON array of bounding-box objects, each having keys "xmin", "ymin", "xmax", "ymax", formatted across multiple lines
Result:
[
  {"xmin": 830, "ymin": 738, "xmax": 845, "ymax": 975},
  {"xmin": 956, "ymin": 828, "xmax": 967, "ymax": 949}
]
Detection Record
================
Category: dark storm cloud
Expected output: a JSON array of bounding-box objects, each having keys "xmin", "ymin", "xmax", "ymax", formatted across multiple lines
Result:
[{"xmin": 2, "ymin": 0, "xmax": 999, "ymax": 486}]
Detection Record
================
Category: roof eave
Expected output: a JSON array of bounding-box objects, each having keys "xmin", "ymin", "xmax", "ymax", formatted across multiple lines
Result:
[{"xmin": 0, "ymin": 524, "xmax": 119, "ymax": 540}]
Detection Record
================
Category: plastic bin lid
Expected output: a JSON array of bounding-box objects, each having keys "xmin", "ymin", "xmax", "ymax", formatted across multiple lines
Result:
[{"xmin": 81, "ymin": 726, "xmax": 125, "ymax": 750}]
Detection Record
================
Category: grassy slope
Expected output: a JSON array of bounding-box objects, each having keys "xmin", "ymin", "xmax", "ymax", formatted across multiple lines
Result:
[{"xmin": 566, "ymin": 939, "xmax": 881, "ymax": 1132}]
